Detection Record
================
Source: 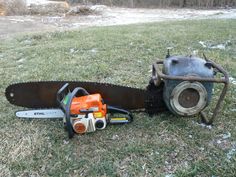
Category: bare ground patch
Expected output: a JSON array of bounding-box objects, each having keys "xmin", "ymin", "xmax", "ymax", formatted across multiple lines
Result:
[{"xmin": 0, "ymin": 4, "xmax": 236, "ymax": 38}]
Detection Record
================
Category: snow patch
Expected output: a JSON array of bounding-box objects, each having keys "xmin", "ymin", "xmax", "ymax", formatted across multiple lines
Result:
[
  {"xmin": 17, "ymin": 58, "xmax": 26, "ymax": 63},
  {"xmin": 26, "ymin": 0, "xmax": 54, "ymax": 6},
  {"xmin": 229, "ymin": 77, "xmax": 236, "ymax": 85},
  {"xmin": 111, "ymin": 134, "xmax": 119, "ymax": 140},
  {"xmin": 199, "ymin": 40, "xmax": 231, "ymax": 50},
  {"xmin": 63, "ymin": 140, "xmax": 69, "ymax": 145},
  {"xmin": 226, "ymin": 142, "xmax": 236, "ymax": 161},
  {"xmin": 26, "ymin": 0, "xmax": 66, "ymax": 6},
  {"xmin": 222, "ymin": 132, "xmax": 231, "ymax": 140},
  {"xmin": 192, "ymin": 121, "xmax": 213, "ymax": 130}
]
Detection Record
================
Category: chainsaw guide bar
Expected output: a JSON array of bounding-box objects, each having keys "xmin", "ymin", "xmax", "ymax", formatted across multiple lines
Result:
[
  {"xmin": 16, "ymin": 109, "xmax": 64, "ymax": 119},
  {"xmin": 5, "ymin": 81, "xmax": 167, "ymax": 113}
]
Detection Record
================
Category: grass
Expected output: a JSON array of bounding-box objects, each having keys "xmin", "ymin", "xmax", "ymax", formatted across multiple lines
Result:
[{"xmin": 0, "ymin": 19, "xmax": 236, "ymax": 176}]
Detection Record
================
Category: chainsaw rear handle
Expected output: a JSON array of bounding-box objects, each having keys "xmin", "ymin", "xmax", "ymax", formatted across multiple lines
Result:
[{"xmin": 107, "ymin": 105, "xmax": 133, "ymax": 123}]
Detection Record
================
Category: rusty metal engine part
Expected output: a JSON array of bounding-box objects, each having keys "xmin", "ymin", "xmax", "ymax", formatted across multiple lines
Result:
[{"xmin": 151, "ymin": 54, "xmax": 229, "ymax": 124}]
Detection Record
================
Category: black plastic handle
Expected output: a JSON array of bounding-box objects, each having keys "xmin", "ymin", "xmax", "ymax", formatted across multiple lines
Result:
[
  {"xmin": 107, "ymin": 105, "xmax": 133, "ymax": 123},
  {"xmin": 57, "ymin": 83, "xmax": 90, "ymax": 106},
  {"xmin": 57, "ymin": 84, "xmax": 90, "ymax": 139}
]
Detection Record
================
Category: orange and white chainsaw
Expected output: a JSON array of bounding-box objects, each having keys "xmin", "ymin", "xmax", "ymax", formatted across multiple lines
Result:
[{"xmin": 16, "ymin": 83, "xmax": 133, "ymax": 138}]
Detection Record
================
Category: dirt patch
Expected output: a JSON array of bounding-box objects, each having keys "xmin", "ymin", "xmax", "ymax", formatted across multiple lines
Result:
[
  {"xmin": 0, "ymin": 4, "xmax": 236, "ymax": 38},
  {"xmin": 0, "ymin": 3, "xmax": 4, "ymax": 16},
  {"xmin": 66, "ymin": 5, "xmax": 99, "ymax": 16},
  {"xmin": 0, "ymin": 0, "xmax": 27, "ymax": 16},
  {"xmin": 28, "ymin": 3, "xmax": 69, "ymax": 15}
]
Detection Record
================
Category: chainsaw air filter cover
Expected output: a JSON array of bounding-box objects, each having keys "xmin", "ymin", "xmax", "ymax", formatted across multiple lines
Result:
[{"xmin": 162, "ymin": 56, "xmax": 214, "ymax": 116}]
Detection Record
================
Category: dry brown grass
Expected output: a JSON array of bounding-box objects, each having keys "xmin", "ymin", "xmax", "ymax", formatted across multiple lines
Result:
[
  {"xmin": 0, "ymin": 0, "xmax": 27, "ymax": 16},
  {"xmin": 28, "ymin": 3, "xmax": 69, "ymax": 15},
  {"xmin": 66, "ymin": 5, "xmax": 96, "ymax": 16},
  {"xmin": 0, "ymin": 1, "xmax": 4, "ymax": 16},
  {"xmin": 0, "ymin": 1, "xmax": 5, "ymax": 15},
  {"xmin": 0, "ymin": 0, "xmax": 69, "ymax": 16}
]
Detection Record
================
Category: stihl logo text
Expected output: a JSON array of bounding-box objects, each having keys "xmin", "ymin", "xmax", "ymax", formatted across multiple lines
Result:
[{"xmin": 34, "ymin": 112, "xmax": 45, "ymax": 115}]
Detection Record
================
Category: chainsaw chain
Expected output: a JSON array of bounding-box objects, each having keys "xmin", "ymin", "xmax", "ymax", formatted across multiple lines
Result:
[{"xmin": 145, "ymin": 80, "xmax": 167, "ymax": 115}]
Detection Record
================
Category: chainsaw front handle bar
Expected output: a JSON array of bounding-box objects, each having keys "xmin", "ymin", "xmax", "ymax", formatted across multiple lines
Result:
[
  {"xmin": 152, "ymin": 58, "xmax": 229, "ymax": 125},
  {"xmin": 107, "ymin": 105, "xmax": 133, "ymax": 123},
  {"xmin": 57, "ymin": 83, "xmax": 89, "ymax": 105},
  {"xmin": 57, "ymin": 83, "xmax": 90, "ymax": 138}
]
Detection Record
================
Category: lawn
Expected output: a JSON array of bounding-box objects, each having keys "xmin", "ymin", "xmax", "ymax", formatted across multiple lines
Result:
[{"xmin": 0, "ymin": 19, "xmax": 236, "ymax": 176}]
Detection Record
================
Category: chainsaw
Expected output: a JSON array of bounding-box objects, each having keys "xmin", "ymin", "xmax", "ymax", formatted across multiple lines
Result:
[
  {"xmin": 5, "ymin": 52, "xmax": 229, "ymax": 138},
  {"xmin": 15, "ymin": 83, "xmax": 133, "ymax": 138}
]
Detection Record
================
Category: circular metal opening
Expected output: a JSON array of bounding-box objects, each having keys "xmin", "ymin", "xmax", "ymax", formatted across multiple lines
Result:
[
  {"xmin": 170, "ymin": 81, "xmax": 208, "ymax": 116},
  {"xmin": 178, "ymin": 88, "xmax": 200, "ymax": 108}
]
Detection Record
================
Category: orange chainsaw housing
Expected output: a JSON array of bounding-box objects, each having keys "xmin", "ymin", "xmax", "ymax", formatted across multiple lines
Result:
[{"xmin": 70, "ymin": 94, "xmax": 107, "ymax": 117}]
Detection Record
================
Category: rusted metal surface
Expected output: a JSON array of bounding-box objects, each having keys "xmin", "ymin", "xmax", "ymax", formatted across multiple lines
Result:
[
  {"xmin": 5, "ymin": 81, "xmax": 147, "ymax": 110},
  {"xmin": 178, "ymin": 88, "xmax": 200, "ymax": 108},
  {"xmin": 6, "ymin": 81, "xmax": 168, "ymax": 113},
  {"xmin": 152, "ymin": 58, "xmax": 229, "ymax": 124}
]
